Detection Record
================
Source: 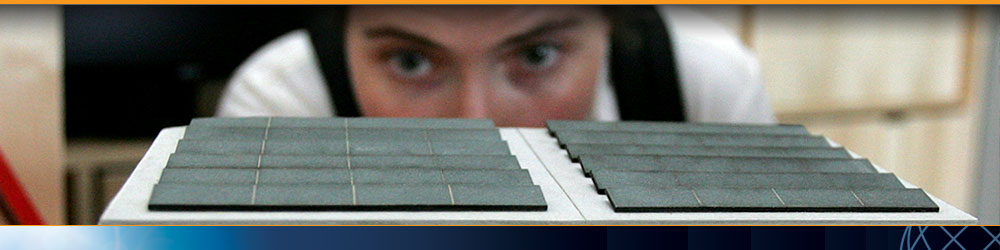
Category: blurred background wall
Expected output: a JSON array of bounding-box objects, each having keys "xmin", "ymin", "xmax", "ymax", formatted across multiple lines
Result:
[
  {"xmin": 0, "ymin": 5, "xmax": 995, "ymax": 224},
  {"xmin": 0, "ymin": 6, "xmax": 65, "ymax": 225},
  {"xmin": 690, "ymin": 5, "xmax": 998, "ymax": 224}
]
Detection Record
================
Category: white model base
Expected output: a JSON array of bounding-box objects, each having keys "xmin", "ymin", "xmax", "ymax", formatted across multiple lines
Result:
[{"xmin": 99, "ymin": 127, "xmax": 977, "ymax": 225}]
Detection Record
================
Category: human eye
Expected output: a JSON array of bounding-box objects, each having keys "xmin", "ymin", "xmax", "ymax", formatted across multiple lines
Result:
[
  {"xmin": 386, "ymin": 50, "xmax": 433, "ymax": 80},
  {"xmin": 516, "ymin": 43, "xmax": 560, "ymax": 71},
  {"xmin": 504, "ymin": 42, "xmax": 565, "ymax": 86}
]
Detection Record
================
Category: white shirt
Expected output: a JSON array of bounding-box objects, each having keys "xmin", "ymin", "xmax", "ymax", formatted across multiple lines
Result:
[{"xmin": 217, "ymin": 7, "xmax": 776, "ymax": 124}]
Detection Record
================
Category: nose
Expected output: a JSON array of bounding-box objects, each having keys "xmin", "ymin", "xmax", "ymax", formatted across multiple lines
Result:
[{"xmin": 454, "ymin": 67, "xmax": 491, "ymax": 118}]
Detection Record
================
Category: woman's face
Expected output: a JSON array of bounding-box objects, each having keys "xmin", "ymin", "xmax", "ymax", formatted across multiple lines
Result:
[{"xmin": 344, "ymin": 6, "xmax": 610, "ymax": 127}]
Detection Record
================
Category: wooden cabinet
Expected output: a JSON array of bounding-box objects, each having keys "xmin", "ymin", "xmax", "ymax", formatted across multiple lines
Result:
[{"xmin": 691, "ymin": 6, "xmax": 996, "ymax": 213}]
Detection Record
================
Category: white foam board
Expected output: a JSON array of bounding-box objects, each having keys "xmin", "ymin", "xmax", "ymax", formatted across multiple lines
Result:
[{"xmin": 99, "ymin": 127, "xmax": 977, "ymax": 225}]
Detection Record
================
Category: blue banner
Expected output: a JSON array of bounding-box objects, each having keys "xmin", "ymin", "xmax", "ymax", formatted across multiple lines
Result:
[{"xmin": 0, "ymin": 226, "xmax": 997, "ymax": 250}]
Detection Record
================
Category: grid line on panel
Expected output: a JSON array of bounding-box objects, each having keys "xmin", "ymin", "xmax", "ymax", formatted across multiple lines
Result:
[
  {"xmin": 771, "ymin": 188, "xmax": 786, "ymax": 206},
  {"xmin": 264, "ymin": 117, "xmax": 272, "ymax": 140},
  {"xmin": 851, "ymin": 190, "xmax": 865, "ymax": 206},
  {"xmin": 345, "ymin": 119, "xmax": 352, "ymax": 169},
  {"xmin": 447, "ymin": 184, "xmax": 455, "ymax": 205},
  {"xmin": 249, "ymin": 117, "xmax": 272, "ymax": 205},
  {"xmin": 424, "ymin": 130, "xmax": 435, "ymax": 154},
  {"xmin": 349, "ymin": 170, "xmax": 357, "ymax": 204},
  {"xmin": 691, "ymin": 190, "xmax": 703, "ymax": 206},
  {"xmin": 351, "ymin": 185, "xmax": 357, "ymax": 205},
  {"xmin": 253, "ymin": 169, "xmax": 261, "ymax": 186},
  {"xmin": 260, "ymin": 117, "xmax": 270, "ymax": 154},
  {"xmin": 349, "ymin": 170, "xmax": 355, "ymax": 185},
  {"xmin": 259, "ymin": 117, "xmax": 271, "ymax": 170},
  {"xmin": 250, "ymin": 185, "xmax": 258, "ymax": 205},
  {"xmin": 347, "ymin": 119, "xmax": 355, "ymax": 205}
]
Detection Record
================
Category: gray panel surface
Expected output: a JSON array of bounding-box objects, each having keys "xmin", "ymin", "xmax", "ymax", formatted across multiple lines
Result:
[
  {"xmin": 589, "ymin": 171, "xmax": 905, "ymax": 193},
  {"xmin": 564, "ymin": 144, "xmax": 852, "ymax": 160},
  {"xmin": 254, "ymin": 184, "xmax": 354, "ymax": 206},
  {"xmin": 347, "ymin": 118, "xmax": 495, "ymax": 129},
  {"xmin": 546, "ymin": 120, "xmax": 809, "ymax": 135},
  {"xmin": 190, "ymin": 117, "xmax": 494, "ymax": 129},
  {"xmin": 149, "ymin": 183, "xmax": 546, "ymax": 211},
  {"xmin": 153, "ymin": 117, "xmax": 541, "ymax": 213},
  {"xmin": 166, "ymin": 154, "xmax": 523, "ymax": 170},
  {"xmin": 606, "ymin": 187, "xmax": 938, "ymax": 212},
  {"xmin": 554, "ymin": 130, "xmax": 830, "ymax": 147},
  {"xmin": 177, "ymin": 138, "xmax": 507, "ymax": 156},
  {"xmin": 578, "ymin": 155, "xmax": 877, "ymax": 174}
]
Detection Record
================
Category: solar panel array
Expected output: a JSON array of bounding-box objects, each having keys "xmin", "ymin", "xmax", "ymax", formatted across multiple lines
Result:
[
  {"xmin": 148, "ymin": 117, "xmax": 546, "ymax": 211},
  {"xmin": 546, "ymin": 120, "xmax": 939, "ymax": 213}
]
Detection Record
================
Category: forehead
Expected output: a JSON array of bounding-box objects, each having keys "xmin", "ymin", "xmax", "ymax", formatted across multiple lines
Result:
[
  {"xmin": 348, "ymin": 6, "xmax": 602, "ymax": 21},
  {"xmin": 346, "ymin": 6, "xmax": 606, "ymax": 46}
]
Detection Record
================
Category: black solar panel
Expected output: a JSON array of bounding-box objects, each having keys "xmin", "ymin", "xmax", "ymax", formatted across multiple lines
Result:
[
  {"xmin": 588, "ymin": 171, "xmax": 907, "ymax": 194},
  {"xmin": 150, "ymin": 183, "xmax": 545, "ymax": 211},
  {"xmin": 545, "ymin": 120, "xmax": 938, "ymax": 213},
  {"xmin": 553, "ymin": 130, "xmax": 832, "ymax": 147},
  {"xmin": 577, "ymin": 155, "xmax": 878, "ymax": 175},
  {"xmin": 166, "ymin": 154, "xmax": 522, "ymax": 169},
  {"xmin": 546, "ymin": 120, "xmax": 811, "ymax": 135},
  {"xmin": 176, "ymin": 139, "xmax": 511, "ymax": 155},
  {"xmin": 605, "ymin": 187, "xmax": 937, "ymax": 212},
  {"xmin": 563, "ymin": 144, "xmax": 853, "ymax": 161},
  {"xmin": 148, "ymin": 117, "xmax": 546, "ymax": 211}
]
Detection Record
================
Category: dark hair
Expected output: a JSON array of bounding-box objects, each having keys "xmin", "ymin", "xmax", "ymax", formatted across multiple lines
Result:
[{"xmin": 307, "ymin": 6, "xmax": 685, "ymax": 122}]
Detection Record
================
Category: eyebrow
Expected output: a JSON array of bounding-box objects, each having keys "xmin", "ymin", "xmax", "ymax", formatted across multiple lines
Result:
[
  {"xmin": 363, "ymin": 17, "xmax": 584, "ymax": 51},
  {"xmin": 497, "ymin": 17, "xmax": 583, "ymax": 49},
  {"xmin": 365, "ymin": 27, "xmax": 445, "ymax": 49}
]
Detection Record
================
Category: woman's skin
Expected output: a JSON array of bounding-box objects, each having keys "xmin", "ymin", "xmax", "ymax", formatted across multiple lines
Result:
[{"xmin": 344, "ymin": 6, "xmax": 610, "ymax": 127}]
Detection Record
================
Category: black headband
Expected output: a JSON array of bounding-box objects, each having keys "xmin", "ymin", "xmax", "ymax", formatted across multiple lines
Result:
[{"xmin": 307, "ymin": 6, "xmax": 685, "ymax": 122}]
